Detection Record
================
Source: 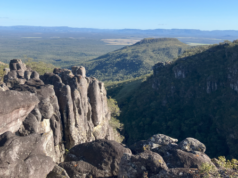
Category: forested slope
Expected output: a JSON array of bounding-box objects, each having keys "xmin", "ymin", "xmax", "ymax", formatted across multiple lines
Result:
[
  {"xmin": 82, "ymin": 38, "xmax": 189, "ymax": 81},
  {"xmin": 117, "ymin": 40, "xmax": 238, "ymax": 158}
]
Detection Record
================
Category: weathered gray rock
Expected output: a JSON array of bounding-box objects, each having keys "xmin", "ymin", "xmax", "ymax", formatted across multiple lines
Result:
[
  {"xmin": 151, "ymin": 168, "xmax": 201, "ymax": 178},
  {"xmin": 2, "ymin": 60, "xmax": 64, "ymax": 163},
  {"xmin": 41, "ymin": 67, "xmax": 114, "ymax": 149},
  {"xmin": 62, "ymin": 139, "xmax": 131, "ymax": 177},
  {"xmin": 2, "ymin": 59, "xmax": 115, "ymax": 164},
  {"xmin": 0, "ymin": 90, "xmax": 39, "ymax": 135},
  {"xmin": 15, "ymin": 84, "xmax": 65, "ymax": 163},
  {"xmin": 118, "ymin": 151, "xmax": 168, "ymax": 178},
  {"xmin": 4, "ymin": 59, "xmax": 40, "ymax": 88},
  {"xmin": 0, "ymin": 131, "xmax": 55, "ymax": 178},
  {"xmin": 59, "ymin": 161, "xmax": 109, "ymax": 178},
  {"xmin": 129, "ymin": 134, "xmax": 178, "ymax": 155},
  {"xmin": 150, "ymin": 134, "xmax": 178, "ymax": 146},
  {"xmin": 47, "ymin": 164, "xmax": 70, "ymax": 178},
  {"xmin": 0, "ymin": 83, "xmax": 9, "ymax": 91},
  {"xmin": 179, "ymin": 137, "xmax": 206, "ymax": 153},
  {"xmin": 163, "ymin": 149, "xmax": 215, "ymax": 169}
]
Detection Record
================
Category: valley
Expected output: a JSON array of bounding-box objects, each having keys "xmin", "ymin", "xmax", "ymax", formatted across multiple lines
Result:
[{"xmin": 1, "ymin": 27, "xmax": 238, "ymax": 177}]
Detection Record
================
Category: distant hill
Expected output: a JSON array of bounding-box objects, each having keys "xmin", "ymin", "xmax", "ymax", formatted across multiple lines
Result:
[
  {"xmin": 113, "ymin": 40, "xmax": 238, "ymax": 159},
  {"xmin": 81, "ymin": 38, "xmax": 189, "ymax": 81}
]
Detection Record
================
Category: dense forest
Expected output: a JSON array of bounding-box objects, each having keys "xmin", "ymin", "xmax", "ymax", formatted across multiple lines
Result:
[{"xmin": 108, "ymin": 40, "xmax": 238, "ymax": 159}]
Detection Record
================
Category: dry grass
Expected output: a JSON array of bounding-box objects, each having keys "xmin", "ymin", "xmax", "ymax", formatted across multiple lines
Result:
[
  {"xmin": 187, "ymin": 42, "xmax": 210, "ymax": 46},
  {"xmin": 0, "ymin": 61, "xmax": 6, "ymax": 65},
  {"xmin": 101, "ymin": 38, "xmax": 141, "ymax": 45}
]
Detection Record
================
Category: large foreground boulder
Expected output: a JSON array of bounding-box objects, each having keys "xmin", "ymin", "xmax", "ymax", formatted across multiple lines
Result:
[
  {"xmin": 60, "ymin": 139, "xmax": 131, "ymax": 177},
  {"xmin": 0, "ymin": 90, "xmax": 39, "ymax": 135},
  {"xmin": 0, "ymin": 131, "xmax": 55, "ymax": 178}
]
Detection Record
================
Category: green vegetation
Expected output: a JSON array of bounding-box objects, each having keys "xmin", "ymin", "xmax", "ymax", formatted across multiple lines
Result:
[
  {"xmin": 25, "ymin": 57, "xmax": 56, "ymax": 75},
  {"xmin": 114, "ymin": 40, "xmax": 238, "ymax": 158},
  {"xmin": 0, "ymin": 62, "xmax": 8, "ymax": 82},
  {"xmin": 81, "ymin": 38, "xmax": 189, "ymax": 81},
  {"xmin": 106, "ymin": 73, "xmax": 151, "ymax": 104},
  {"xmin": 107, "ymin": 97, "xmax": 124, "ymax": 143},
  {"xmin": 0, "ymin": 38, "xmax": 123, "ymax": 67},
  {"xmin": 199, "ymin": 156, "xmax": 238, "ymax": 177}
]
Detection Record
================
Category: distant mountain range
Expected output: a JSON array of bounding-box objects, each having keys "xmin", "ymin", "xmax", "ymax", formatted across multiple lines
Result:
[{"xmin": 1, "ymin": 26, "xmax": 238, "ymax": 38}]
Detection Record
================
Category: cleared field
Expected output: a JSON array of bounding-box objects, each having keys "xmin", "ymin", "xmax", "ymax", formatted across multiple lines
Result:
[
  {"xmin": 187, "ymin": 42, "xmax": 210, "ymax": 46},
  {"xmin": 101, "ymin": 39, "xmax": 141, "ymax": 45}
]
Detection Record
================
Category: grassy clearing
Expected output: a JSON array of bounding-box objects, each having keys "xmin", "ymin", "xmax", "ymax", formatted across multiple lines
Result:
[
  {"xmin": 101, "ymin": 39, "xmax": 141, "ymax": 45},
  {"xmin": 187, "ymin": 42, "xmax": 210, "ymax": 46}
]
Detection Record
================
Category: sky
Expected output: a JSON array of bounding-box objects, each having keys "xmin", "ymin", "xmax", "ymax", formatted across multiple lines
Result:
[{"xmin": 0, "ymin": 0, "xmax": 238, "ymax": 30}]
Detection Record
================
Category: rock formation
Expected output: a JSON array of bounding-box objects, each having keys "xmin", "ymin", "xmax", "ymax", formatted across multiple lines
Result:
[
  {"xmin": 118, "ymin": 151, "xmax": 168, "ymax": 178},
  {"xmin": 41, "ymin": 66, "xmax": 114, "ymax": 149},
  {"xmin": 1, "ymin": 59, "xmax": 114, "ymax": 164},
  {"xmin": 61, "ymin": 139, "xmax": 131, "ymax": 177},
  {"xmin": 0, "ymin": 89, "xmax": 39, "ymax": 135},
  {"xmin": 0, "ymin": 131, "xmax": 55, "ymax": 178}
]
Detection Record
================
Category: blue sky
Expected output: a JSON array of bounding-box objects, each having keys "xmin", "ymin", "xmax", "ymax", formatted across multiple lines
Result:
[{"xmin": 0, "ymin": 0, "xmax": 238, "ymax": 30}]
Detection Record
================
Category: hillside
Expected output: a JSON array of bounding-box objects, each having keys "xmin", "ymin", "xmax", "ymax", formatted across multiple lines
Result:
[
  {"xmin": 115, "ymin": 40, "xmax": 238, "ymax": 159},
  {"xmin": 81, "ymin": 38, "xmax": 189, "ymax": 81}
]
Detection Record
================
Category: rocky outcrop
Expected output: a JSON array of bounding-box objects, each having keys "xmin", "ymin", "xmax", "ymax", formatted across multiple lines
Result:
[
  {"xmin": 151, "ymin": 168, "xmax": 201, "ymax": 178},
  {"xmin": 3, "ymin": 59, "xmax": 65, "ymax": 163},
  {"xmin": 61, "ymin": 139, "xmax": 131, "ymax": 177},
  {"xmin": 118, "ymin": 151, "xmax": 168, "ymax": 178},
  {"xmin": 0, "ymin": 89, "xmax": 39, "ymax": 135},
  {"xmin": 47, "ymin": 165, "xmax": 70, "ymax": 178},
  {"xmin": 122, "ymin": 134, "xmax": 224, "ymax": 178},
  {"xmin": 0, "ymin": 131, "xmax": 55, "ymax": 178},
  {"xmin": 2, "ymin": 59, "xmax": 115, "ymax": 163},
  {"xmin": 179, "ymin": 137, "xmax": 206, "ymax": 153},
  {"xmin": 41, "ymin": 66, "xmax": 114, "ymax": 149},
  {"xmin": 129, "ymin": 134, "xmax": 178, "ymax": 155}
]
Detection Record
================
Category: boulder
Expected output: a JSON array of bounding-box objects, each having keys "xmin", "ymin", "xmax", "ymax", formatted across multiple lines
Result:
[
  {"xmin": 151, "ymin": 168, "xmax": 201, "ymax": 178},
  {"xmin": 163, "ymin": 149, "xmax": 215, "ymax": 169},
  {"xmin": 129, "ymin": 140, "xmax": 152, "ymax": 154},
  {"xmin": 118, "ymin": 151, "xmax": 168, "ymax": 178},
  {"xmin": 62, "ymin": 139, "xmax": 131, "ymax": 177},
  {"xmin": 179, "ymin": 137, "xmax": 206, "ymax": 153},
  {"xmin": 149, "ymin": 134, "xmax": 178, "ymax": 146},
  {"xmin": 0, "ymin": 90, "xmax": 39, "ymax": 135},
  {"xmin": 47, "ymin": 165, "xmax": 70, "ymax": 178},
  {"xmin": 59, "ymin": 161, "xmax": 108, "ymax": 178},
  {"xmin": 129, "ymin": 134, "xmax": 178, "ymax": 155},
  {"xmin": 0, "ymin": 131, "xmax": 55, "ymax": 178}
]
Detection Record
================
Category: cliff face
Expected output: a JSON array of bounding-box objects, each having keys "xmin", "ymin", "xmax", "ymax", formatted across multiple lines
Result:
[
  {"xmin": 120, "ymin": 41, "xmax": 238, "ymax": 158},
  {"xmin": 2, "ymin": 59, "xmax": 114, "ymax": 163},
  {"xmin": 41, "ymin": 66, "xmax": 113, "ymax": 149}
]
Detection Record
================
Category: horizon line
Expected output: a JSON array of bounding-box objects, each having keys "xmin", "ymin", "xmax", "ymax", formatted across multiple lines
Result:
[{"xmin": 0, "ymin": 25, "xmax": 238, "ymax": 32}]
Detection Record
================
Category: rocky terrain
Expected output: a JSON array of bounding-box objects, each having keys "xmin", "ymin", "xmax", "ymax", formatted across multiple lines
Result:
[{"xmin": 0, "ymin": 59, "xmax": 237, "ymax": 177}]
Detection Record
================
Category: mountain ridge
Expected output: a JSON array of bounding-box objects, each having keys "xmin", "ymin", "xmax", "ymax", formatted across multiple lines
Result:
[{"xmin": 80, "ymin": 38, "xmax": 189, "ymax": 81}]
